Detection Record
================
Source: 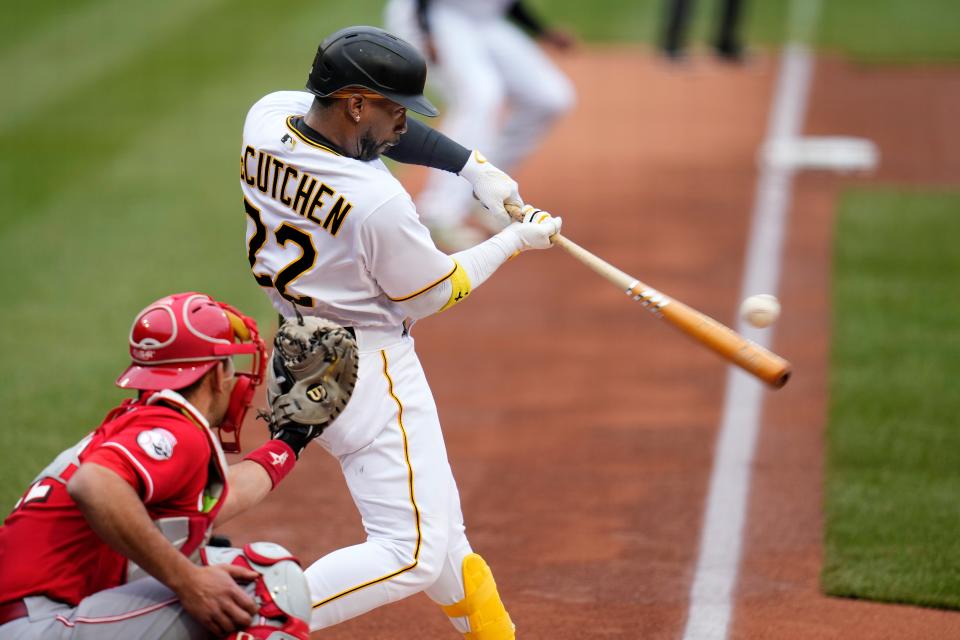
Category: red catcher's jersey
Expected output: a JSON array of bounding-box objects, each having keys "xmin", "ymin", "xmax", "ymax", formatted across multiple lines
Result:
[{"xmin": 0, "ymin": 392, "xmax": 228, "ymax": 606}]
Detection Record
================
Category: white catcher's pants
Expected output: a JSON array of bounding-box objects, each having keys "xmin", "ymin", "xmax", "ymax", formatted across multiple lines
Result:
[
  {"xmin": 307, "ymin": 332, "xmax": 473, "ymax": 632},
  {"xmin": 385, "ymin": 0, "xmax": 576, "ymax": 225}
]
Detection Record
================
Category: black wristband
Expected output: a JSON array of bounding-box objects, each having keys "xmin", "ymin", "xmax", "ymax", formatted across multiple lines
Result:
[{"xmin": 384, "ymin": 118, "xmax": 471, "ymax": 174}]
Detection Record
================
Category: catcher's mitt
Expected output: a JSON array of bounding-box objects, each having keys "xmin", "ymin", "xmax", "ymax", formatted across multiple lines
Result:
[{"xmin": 261, "ymin": 317, "xmax": 358, "ymax": 456}]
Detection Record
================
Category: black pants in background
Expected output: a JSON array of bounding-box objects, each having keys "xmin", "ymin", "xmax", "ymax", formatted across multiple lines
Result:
[{"xmin": 662, "ymin": 0, "xmax": 745, "ymax": 59}]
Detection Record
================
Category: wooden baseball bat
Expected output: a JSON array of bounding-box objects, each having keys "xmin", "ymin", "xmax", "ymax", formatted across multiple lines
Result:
[{"xmin": 506, "ymin": 204, "xmax": 792, "ymax": 388}]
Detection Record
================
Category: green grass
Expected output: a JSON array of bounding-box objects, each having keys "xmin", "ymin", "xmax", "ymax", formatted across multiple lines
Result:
[
  {"xmin": 823, "ymin": 190, "xmax": 960, "ymax": 609},
  {"xmin": 819, "ymin": 0, "xmax": 960, "ymax": 63},
  {"xmin": 531, "ymin": 0, "xmax": 789, "ymax": 47},
  {"xmin": 530, "ymin": 0, "xmax": 662, "ymax": 43},
  {"xmin": 531, "ymin": 0, "xmax": 960, "ymax": 61}
]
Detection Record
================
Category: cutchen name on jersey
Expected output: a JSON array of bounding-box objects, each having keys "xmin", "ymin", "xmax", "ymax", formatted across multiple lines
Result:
[{"xmin": 241, "ymin": 144, "xmax": 353, "ymax": 237}]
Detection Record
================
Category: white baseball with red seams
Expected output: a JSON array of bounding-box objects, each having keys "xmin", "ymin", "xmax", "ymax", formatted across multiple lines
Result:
[{"xmin": 739, "ymin": 294, "xmax": 781, "ymax": 328}]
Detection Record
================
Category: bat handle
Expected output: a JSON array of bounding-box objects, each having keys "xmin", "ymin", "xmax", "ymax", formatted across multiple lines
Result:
[{"xmin": 505, "ymin": 202, "xmax": 568, "ymax": 248}]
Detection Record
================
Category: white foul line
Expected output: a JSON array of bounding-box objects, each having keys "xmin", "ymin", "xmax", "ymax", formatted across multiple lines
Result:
[{"xmin": 680, "ymin": 2, "xmax": 819, "ymax": 638}]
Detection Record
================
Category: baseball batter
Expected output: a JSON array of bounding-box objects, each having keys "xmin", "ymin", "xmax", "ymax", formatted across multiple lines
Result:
[
  {"xmin": 0, "ymin": 292, "xmax": 359, "ymax": 639},
  {"xmin": 240, "ymin": 26, "xmax": 561, "ymax": 638},
  {"xmin": 385, "ymin": 0, "xmax": 576, "ymax": 249}
]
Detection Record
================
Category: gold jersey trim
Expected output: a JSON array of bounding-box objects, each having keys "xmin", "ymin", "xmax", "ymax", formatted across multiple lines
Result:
[
  {"xmin": 285, "ymin": 116, "xmax": 342, "ymax": 155},
  {"xmin": 388, "ymin": 261, "xmax": 458, "ymax": 302}
]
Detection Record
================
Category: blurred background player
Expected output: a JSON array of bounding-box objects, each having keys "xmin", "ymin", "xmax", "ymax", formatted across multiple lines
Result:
[
  {"xmin": 385, "ymin": 0, "xmax": 577, "ymax": 250},
  {"xmin": 661, "ymin": 0, "xmax": 747, "ymax": 62},
  {"xmin": 0, "ymin": 292, "xmax": 321, "ymax": 640}
]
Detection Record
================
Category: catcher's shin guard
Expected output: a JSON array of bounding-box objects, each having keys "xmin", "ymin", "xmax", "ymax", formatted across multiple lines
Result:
[
  {"xmin": 441, "ymin": 554, "xmax": 515, "ymax": 640},
  {"xmin": 204, "ymin": 542, "xmax": 311, "ymax": 640}
]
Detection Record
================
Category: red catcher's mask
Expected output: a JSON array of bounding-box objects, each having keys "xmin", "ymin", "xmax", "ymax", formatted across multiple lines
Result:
[{"xmin": 116, "ymin": 292, "xmax": 266, "ymax": 453}]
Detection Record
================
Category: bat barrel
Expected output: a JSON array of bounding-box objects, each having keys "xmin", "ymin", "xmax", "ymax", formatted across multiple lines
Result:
[
  {"xmin": 655, "ymin": 297, "xmax": 792, "ymax": 388},
  {"xmin": 771, "ymin": 368, "xmax": 791, "ymax": 388}
]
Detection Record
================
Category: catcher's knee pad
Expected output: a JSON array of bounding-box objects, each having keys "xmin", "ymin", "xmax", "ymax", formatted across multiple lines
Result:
[
  {"xmin": 441, "ymin": 553, "xmax": 515, "ymax": 640},
  {"xmin": 203, "ymin": 542, "xmax": 311, "ymax": 640}
]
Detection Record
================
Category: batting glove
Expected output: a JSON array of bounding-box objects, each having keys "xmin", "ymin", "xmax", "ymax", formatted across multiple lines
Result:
[
  {"xmin": 507, "ymin": 205, "xmax": 562, "ymax": 251},
  {"xmin": 458, "ymin": 150, "xmax": 523, "ymax": 221}
]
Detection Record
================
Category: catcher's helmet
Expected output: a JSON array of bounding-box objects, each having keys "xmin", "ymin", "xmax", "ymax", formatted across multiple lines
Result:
[
  {"xmin": 117, "ymin": 292, "xmax": 261, "ymax": 391},
  {"xmin": 306, "ymin": 26, "xmax": 438, "ymax": 117},
  {"xmin": 116, "ymin": 292, "xmax": 266, "ymax": 452}
]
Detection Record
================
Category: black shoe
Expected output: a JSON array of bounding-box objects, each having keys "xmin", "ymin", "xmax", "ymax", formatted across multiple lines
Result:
[
  {"xmin": 661, "ymin": 45, "xmax": 687, "ymax": 62},
  {"xmin": 714, "ymin": 41, "xmax": 744, "ymax": 62}
]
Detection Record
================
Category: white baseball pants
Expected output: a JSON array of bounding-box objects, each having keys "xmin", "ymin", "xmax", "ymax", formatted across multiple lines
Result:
[{"xmin": 307, "ymin": 334, "xmax": 474, "ymax": 633}]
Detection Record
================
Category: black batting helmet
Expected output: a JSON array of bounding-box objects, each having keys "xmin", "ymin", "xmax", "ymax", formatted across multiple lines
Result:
[{"xmin": 306, "ymin": 26, "xmax": 438, "ymax": 117}]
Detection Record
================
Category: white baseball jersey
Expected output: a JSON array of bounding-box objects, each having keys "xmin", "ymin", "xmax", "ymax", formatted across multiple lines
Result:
[{"xmin": 240, "ymin": 91, "xmax": 456, "ymax": 331}]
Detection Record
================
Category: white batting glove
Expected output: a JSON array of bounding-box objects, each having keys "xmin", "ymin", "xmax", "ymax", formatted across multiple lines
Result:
[
  {"xmin": 506, "ymin": 205, "xmax": 562, "ymax": 251},
  {"xmin": 458, "ymin": 150, "xmax": 523, "ymax": 221}
]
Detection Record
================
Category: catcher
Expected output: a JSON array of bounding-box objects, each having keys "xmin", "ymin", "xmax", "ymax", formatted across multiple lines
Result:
[{"xmin": 0, "ymin": 292, "xmax": 357, "ymax": 639}]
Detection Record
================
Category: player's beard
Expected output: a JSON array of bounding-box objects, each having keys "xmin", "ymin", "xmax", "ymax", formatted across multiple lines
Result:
[{"xmin": 356, "ymin": 129, "xmax": 386, "ymax": 162}]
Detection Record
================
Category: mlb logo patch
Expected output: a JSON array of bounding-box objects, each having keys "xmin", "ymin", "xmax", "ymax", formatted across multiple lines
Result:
[{"xmin": 137, "ymin": 428, "xmax": 178, "ymax": 461}]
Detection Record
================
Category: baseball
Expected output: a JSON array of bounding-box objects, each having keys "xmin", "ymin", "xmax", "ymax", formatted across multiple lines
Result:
[{"xmin": 740, "ymin": 294, "xmax": 781, "ymax": 328}]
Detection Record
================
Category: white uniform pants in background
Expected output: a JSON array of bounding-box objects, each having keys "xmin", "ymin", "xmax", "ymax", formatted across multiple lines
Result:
[
  {"xmin": 307, "ymin": 335, "xmax": 473, "ymax": 633},
  {"xmin": 385, "ymin": 0, "xmax": 575, "ymax": 226}
]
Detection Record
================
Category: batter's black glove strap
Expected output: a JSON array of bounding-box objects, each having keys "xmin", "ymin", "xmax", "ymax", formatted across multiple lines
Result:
[
  {"xmin": 257, "ymin": 357, "xmax": 325, "ymax": 459},
  {"xmin": 271, "ymin": 423, "xmax": 324, "ymax": 460}
]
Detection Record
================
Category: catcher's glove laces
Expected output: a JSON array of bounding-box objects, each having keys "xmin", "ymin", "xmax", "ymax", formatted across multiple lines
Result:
[
  {"xmin": 260, "ymin": 317, "xmax": 359, "ymax": 458},
  {"xmin": 291, "ymin": 302, "xmax": 306, "ymax": 326}
]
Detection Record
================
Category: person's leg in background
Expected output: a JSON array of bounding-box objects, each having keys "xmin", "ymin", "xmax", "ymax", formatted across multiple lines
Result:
[
  {"xmin": 385, "ymin": 0, "xmax": 505, "ymax": 250},
  {"xmin": 484, "ymin": 19, "xmax": 575, "ymax": 173},
  {"xmin": 473, "ymin": 17, "xmax": 574, "ymax": 231},
  {"xmin": 714, "ymin": 0, "xmax": 746, "ymax": 61},
  {"xmin": 662, "ymin": 0, "xmax": 695, "ymax": 59}
]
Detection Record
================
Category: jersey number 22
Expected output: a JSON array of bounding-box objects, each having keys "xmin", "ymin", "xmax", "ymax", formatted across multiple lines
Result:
[{"xmin": 245, "ymin": 198, "xmax": 316, "ymax": 307}]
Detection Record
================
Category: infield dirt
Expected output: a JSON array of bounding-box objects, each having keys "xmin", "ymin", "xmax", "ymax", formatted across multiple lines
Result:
[{"xmin": 220, "ymin": 49, "xmax": 960, "ymax": 639}]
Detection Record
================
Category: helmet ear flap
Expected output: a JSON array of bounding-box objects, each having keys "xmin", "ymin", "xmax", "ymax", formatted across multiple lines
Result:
[
  {"xmin": 213, "ymin": 301, "xmax": 265, "ymax": 454},
  {"xmin": 218, "ymin": 373, "xmax": 255, "ymax": 454}
]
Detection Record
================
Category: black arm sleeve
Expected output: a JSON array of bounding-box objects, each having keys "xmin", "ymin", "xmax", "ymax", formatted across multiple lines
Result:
[
  {"xmin": 416, "ymin": 0, "xmax": 431, "ymax": 36},
  {"xmin": 384, "ymin": 117, "xmax": 471, "ymax": 174},
  {"xmin": 507, "ymin": 1, "xmax": 546, "ymax": 37}
]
